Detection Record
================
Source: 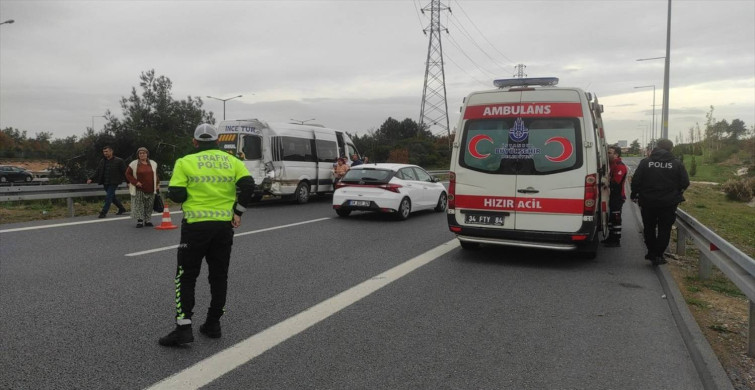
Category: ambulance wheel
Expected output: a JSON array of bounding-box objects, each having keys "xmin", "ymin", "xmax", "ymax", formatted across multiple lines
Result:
[
  {"xmin": 395, "ymin": 197, "xmax": 411, "ymax": 220},
  {"xmin": 434, "ymin": 192, "xmax": 447, "ymax": 212},
  {"xmin": 336, "ymin": 209, "xmax": 351, "ymax": 217},
  {"xmin": 577, "ymin": 237, "xmax": 599, "ymax": 259},
  {"xmin": 293, "ymin": 182, "xmax": 310, "ymax": 204},
  {"xmin": 459, "ymin": 241, "xmax": 480, "ymax": 250}
]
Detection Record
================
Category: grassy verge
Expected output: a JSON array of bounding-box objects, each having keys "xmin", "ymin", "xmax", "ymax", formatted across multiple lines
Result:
[
  {"xmin": 670, "ymin": 182, "xmax": 755, "ymax": 389},
  {"xmin": 0, "ymin": 198, "xmax": 131, "ymax": 224}
]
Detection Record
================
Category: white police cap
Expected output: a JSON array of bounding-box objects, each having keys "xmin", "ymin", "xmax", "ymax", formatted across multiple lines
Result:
[{"xmin": 193, "ymin": 124, "xmax": 218, "ymax": 141}]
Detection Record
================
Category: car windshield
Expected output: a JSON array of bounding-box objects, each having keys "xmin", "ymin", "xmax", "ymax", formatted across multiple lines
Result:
[{"xmin": 341, "ymin": 168, "xmax": 394, "ymax": 183}]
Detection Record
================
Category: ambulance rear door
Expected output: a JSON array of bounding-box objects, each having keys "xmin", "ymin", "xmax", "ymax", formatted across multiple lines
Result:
[{"xmin": 512, "ymin": 89, "xmax": 587, "ymax": 232}]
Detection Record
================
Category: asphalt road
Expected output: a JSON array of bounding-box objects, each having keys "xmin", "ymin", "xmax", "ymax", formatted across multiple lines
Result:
[{"xmin": 0, "ymin": 191, "xmax": 716, "ymax": 389}]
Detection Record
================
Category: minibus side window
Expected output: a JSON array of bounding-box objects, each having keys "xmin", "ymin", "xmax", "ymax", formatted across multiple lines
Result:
[
  {"xmin": 280, "ymin": 136, "xmax": 315, "ymax": 162},
  {"xmin": 315, "ymin": 140, "xmax": 338, "ymax": 163}
]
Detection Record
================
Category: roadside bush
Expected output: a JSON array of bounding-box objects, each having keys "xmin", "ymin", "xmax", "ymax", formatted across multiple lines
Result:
[
  {"xmin": 721, "ymin": 178, "xmax": 753, "ymax": 202},
  {"xmin": 711, "ymin": 144, "xmax": 741, "ymax": 163},
  {"xmin": 689, "ymin": 155, "xmax": 697, "ymax": 177}
]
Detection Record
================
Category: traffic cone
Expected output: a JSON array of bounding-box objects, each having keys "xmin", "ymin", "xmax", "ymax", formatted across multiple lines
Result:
[{"xmin": 154, "ymin": 203, "xmax": 178, "ymax": 230}]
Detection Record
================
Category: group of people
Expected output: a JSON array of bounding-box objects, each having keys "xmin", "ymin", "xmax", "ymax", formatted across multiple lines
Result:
[
  {"xmin": 332, "ymin": 153, "xmax": 368, "ymax": 183},
  {"xmin": 603, "ymin": 139, "xmax": 690, "ymax": 266},
  {"xmin": 87, "ymin": 145, "xmax": 160, "ymax": 227}
]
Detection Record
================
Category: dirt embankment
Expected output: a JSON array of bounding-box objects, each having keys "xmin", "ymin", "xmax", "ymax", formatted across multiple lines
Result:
[{"xmin": 0, "ymin": 159, "xmax": 60, "ymax": 171}]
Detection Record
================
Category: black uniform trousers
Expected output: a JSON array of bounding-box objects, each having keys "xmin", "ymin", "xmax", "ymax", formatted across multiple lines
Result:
[
  {"xmin": 607, "ymin": 198, "xmax": 624, "ymax": 241},
  {"xmin": 640, "ymin": 205, "xmax": 677, "ymax": 258},
  {"xmin": 174, "ymin": 220, "xmax": 234, "ymax": 324}
]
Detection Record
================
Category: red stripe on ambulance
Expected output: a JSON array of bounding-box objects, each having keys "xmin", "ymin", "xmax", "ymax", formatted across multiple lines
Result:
[
  {"xmin": 463, "ymin": 102, "xmax": 583, "ymax": 120},
  {"xmin": 455, "ymin": 195, "xmax": 584, "ymax": 214}
]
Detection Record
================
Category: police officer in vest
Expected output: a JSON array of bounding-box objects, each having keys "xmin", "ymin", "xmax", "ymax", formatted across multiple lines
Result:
[
  {"xmin": 159, "ymin": 124, "xmax": 255, "ymax": 347},
  {"xmin": 630, "ymin": 139, "xmax": 690, "ymax": 266}
]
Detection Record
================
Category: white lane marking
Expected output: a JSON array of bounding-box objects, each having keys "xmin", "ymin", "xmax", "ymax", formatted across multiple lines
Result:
[
  {"xmin": 125, "ymin": 218, "xmax": 332, "ymax": 257},
  {"xmin": 147, "ymin": 239, "xmax": 460, "ymax": 390},
  {"xmin": 0, "ymin": 211, "xmax": 180, "ymax": 234}
]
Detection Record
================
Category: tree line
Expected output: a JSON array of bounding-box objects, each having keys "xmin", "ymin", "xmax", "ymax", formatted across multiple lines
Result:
[{"xmin": 0, "ymin": 70, "xmax": 453, "ymax": 183}]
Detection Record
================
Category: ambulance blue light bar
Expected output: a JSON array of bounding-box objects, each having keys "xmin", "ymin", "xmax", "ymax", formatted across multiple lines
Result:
[{"xmin": 493, "ymin": 77, "xmax": 559, "ymax": 88}]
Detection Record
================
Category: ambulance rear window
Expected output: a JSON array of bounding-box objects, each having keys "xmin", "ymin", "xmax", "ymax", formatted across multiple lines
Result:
[{"xmin": 459, "ymin": 118, "xmax": 583, "ymax": 175}]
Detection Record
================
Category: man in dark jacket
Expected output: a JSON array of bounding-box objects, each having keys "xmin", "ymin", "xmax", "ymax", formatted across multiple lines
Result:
[
  {"xmin": 87, "ymin": 145, "xmax": 127, "ymax": 218},
  {"xmin": 630, "ymin": 139, "xmax": 690, "ymax": 265}
]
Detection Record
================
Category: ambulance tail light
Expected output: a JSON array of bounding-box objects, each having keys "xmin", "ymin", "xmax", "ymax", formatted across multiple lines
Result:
[
  {"xmin": 583, "ymin": 174, "xmax": 597, "ymax": 215},
  {"xmin": 448, "ymin": 171, "xmax": 456, "ymax": 209}
]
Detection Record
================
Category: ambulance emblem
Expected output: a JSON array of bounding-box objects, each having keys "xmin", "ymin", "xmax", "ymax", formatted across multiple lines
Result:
[{"xmin": 509, "ymin": 118, "xmax": 528, "ymax": 142}]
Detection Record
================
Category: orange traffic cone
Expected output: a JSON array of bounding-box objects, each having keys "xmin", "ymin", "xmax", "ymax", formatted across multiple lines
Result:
[{"xmin": 154, "ymin": 203, "xmax": 178, "ymax": 230}]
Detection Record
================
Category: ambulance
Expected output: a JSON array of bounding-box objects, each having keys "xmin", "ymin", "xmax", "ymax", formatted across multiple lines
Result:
[
  {"xmin": 447, "ymin": 77, "xmax": 610, "ymax": 258},
  {"xmin": 216, "ymin": 119, "xmax": 360, "ymax": 204}
]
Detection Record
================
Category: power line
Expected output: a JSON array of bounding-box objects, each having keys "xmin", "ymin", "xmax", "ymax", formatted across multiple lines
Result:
[
  {"xmin": 443, "ymin": 53, "xmax": 490, "ymax": 87},
  {"xmin": 451, "ymin": 0, "xmax": 516, "ymax": 67},
  {"xmin": 444, "ymin": 32, "xmax": 496, "ymax": 77},
  {"xmin": 445, "ymin": 13, "xmax": 511, "ymax": 76}
]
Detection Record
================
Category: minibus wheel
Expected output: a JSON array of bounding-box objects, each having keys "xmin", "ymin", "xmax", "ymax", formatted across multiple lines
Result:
[{"xmin": 294, "ymin": 182, "xmax": 310, "ymax": 204}]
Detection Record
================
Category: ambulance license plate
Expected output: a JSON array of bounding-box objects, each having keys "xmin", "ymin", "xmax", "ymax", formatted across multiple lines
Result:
[
  {"xmin": 349, "ymin": 200, "xmax": 371, "ymax": 207},
  {"xmin": 464, "ymin": 213, "xmax": 507, "ymax": 226}
]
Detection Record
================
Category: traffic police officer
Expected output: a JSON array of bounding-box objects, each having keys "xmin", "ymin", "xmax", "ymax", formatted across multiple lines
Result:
[
  {"xmin": 630, "ymin": 139, "xmax": 690, "ymax": 266},
  {"xmin": 159, "ymin": 124, "xmax": 255, "ymax": 347}
]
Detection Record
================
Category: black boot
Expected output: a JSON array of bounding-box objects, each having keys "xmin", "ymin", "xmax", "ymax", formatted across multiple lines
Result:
[
  {"xmin": 199, "ymin": 320, "xmax": 222, "ymax": 339},
  {"xmin": 601, "ymin": 236, "xmax": 620, "ymax": 247},
  {"xmin": 158, "ymin": 324, "xmax": 194, "ymax": 346}
]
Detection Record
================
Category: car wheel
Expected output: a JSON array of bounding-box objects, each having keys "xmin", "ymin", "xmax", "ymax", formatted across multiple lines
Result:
[
  {"xmin": 459, "ymin": 240, "xmax": 480, "ymax": 250},
  {"xmin": 336, "ymin": 209, "xmax": 351, "ymax": 217},
  {"xmin": 293, "ymin": 182, "xmax": 310, "ymax": 204},
  {"xmin": 396, "ymin": 197, "xmax": 411, "ymax": 220},
  {"xmin": 434, "ymin": 192, "xmax": 447, "ymax": 212},
  {"xmin": 25, "ymin": 175, "xmax": 33, "ymax": 182}
]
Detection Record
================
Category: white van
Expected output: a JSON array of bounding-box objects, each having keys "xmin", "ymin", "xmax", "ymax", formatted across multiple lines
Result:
[
  {"xmin": 216, "ymin": 119, "xmax": 360, "ymax": 203},
  {"xmin": 447, "ymin": 77, "xmax": 610, "ymax": 258}
]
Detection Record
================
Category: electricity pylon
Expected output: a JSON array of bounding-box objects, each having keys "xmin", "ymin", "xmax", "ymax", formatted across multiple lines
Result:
[{"xmin": 419, "ymin": 0, "xmax": 451, "ymax": 140}]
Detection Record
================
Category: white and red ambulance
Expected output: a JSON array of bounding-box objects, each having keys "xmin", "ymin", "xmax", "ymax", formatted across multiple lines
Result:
[{"xmin": 447, "ymin": 77, "xmax": 610, "ymax": 258}]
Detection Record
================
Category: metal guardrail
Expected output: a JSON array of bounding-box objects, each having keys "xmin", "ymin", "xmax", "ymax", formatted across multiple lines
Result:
[
  {"xmin": 0, "ymin": 181, "xmax": 170, "ymax": 217},
  {"xmin": 675, "ymin": 208, "xmax": 755, "ymax": 356}
]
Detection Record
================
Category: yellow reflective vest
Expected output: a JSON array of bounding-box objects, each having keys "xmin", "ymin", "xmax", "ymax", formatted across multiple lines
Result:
[{"xmin": 169, "ymin": 149, "xmax": 251, "ymax": 223}]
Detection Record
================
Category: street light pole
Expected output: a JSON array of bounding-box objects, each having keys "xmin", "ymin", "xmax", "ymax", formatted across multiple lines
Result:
[
  {"xmin": 206, "ymin": 95, "xmax": 243, "ymax": 120},
  {"xmin": 634, "ymin": 85, "xmax": 656, "ymax": 142},
  {"xmin": 662, "ymin": 0, "xmax": 672, "ymax": 140}
]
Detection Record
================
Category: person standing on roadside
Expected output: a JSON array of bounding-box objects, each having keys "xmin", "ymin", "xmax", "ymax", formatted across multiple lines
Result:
[
  {"xmin": 602, "ymin": 145, "xmax": 628, "ymax": 247},
  {"xmin": 158, "ymin": 124, "xmax": 255, "ymax": 347},
  {"xmin": 350, "ymin": 153, "xmax": 363, "ymax": 167},
  {"xmin": 87, "ymin": 145, "xmax": 127, "ymax": 218},
  {"xmin": 125, "ymin": 147, "xmax": 159, "ymax": 228},
  {"xmin": 630, "ymin": 139, "xmax": 690, "ymax": 266}
]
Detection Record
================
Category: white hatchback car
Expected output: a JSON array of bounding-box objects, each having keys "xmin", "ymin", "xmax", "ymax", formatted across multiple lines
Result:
[{"xmin": 332, "ymin": 163, "xmax": 447, "ymax": 220}]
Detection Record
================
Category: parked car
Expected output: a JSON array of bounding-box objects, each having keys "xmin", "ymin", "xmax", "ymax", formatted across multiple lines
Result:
[
  {"xmin": 332, "ymin": 163, "xmax": 447, "ymax": 220},
  {"xmin": 0, "ymin": 165, "xmax": 34, "ymax": 183}
]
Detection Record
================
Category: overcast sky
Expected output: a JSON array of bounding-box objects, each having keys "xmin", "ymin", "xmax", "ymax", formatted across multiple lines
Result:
[{"xmin": 1, "ymin": 0, "xmax": 753, "ymax": 147}]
